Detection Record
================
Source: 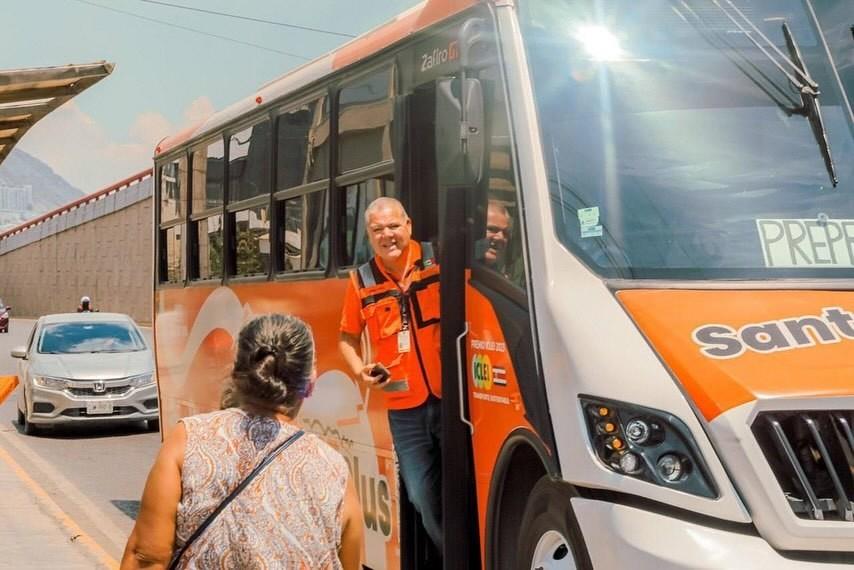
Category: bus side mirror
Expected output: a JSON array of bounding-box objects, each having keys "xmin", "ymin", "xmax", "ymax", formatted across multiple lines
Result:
[
  {"xmin": 435, "ymin": 17, "xmax": 490, "ymax": 189},
  {"xmin": 435, "ymin": 76, "xmax": 484, "ymax": 188}
]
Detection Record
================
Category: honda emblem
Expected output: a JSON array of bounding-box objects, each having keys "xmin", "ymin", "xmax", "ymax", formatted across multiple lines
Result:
[{"xmin": 93, "ymin": 381, "xmax": 106, "ymax": 393}]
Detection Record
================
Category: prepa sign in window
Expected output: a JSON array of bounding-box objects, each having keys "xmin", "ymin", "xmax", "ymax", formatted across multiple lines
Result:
[{"xmin": 757, "ymin": 218, "xmax": 854, "ymax": 268}]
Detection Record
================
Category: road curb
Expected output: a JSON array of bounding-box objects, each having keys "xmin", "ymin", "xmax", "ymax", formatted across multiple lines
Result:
[
  {"xmin": 0, "ymin": 443, "xmax": 118, "ymax": 568},
  {"xmin": 0, "ymin": 428, "xmax": 128, "ymax": 558}
]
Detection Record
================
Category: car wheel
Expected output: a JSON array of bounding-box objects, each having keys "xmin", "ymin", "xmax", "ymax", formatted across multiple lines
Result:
[
  {"xmin": 146, "ymin": 418, "xmax": 160, "ymax": 432},
  {"xmin": 21, "ymin": 410, "xmax": 39, "ymax": 436},
  {"xmin": 516, "ymin": 478, "xmax": 592, "ymax": 570}
]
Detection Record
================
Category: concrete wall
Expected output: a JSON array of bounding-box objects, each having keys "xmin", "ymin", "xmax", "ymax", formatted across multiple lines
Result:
[{"xmin": 0, "ymin": 176, "xmax": 153, "ymax": 324}]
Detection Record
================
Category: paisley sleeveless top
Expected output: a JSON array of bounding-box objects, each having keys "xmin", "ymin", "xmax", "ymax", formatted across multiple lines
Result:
[{"xmin": 175, "ymin": 408, "xmax": 349, "ymax": 569}]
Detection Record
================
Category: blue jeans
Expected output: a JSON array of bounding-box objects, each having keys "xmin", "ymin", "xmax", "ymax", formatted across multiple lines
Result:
[{"xmin": 388, "ymin": 396, "xmax": 443, "ymax": 551}]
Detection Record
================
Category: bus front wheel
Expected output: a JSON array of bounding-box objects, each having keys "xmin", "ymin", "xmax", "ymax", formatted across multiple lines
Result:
[{"xmin": 516, "ymin": 478, "xmax": 591, "ymax": 570}]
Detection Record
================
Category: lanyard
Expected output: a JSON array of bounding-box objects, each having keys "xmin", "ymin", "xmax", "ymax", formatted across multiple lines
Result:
[
  {"xmin": 394, "ymin": 264, "xmax": 415, "ymax": 332},
  {"xmin": 398, "ymin": 290, "xmax": 410, "ymax": 332}
]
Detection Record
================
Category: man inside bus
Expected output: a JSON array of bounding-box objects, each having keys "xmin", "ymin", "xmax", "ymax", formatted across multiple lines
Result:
[
  {"xmin": 478, "ymin": 199, "xmax": 512, "ymax": 275},
  {"xmin": 338, "ymin": 197, "xmax": 443, "ymax": 553}
]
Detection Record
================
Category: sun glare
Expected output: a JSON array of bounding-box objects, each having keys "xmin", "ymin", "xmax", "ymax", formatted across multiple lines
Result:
[{"xmin": 575, "ymin": 25, "xmax": 622, "ymax": 61}]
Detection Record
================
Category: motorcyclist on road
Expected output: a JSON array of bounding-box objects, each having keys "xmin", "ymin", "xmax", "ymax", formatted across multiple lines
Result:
[{"xmin": 77, "ymin": 295, "xmax": 96, "ymax": 313}]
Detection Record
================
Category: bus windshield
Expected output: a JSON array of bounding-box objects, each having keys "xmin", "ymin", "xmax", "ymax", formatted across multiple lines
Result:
[{"xmin": 521, "ymin": 0, "xmax": 854, "ymax": 280}]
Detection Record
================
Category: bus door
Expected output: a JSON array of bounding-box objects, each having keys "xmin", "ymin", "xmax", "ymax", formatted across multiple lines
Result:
[
  {"xmin": 397, "ymin": 20, "xmax": 488, "ymax": 566},
  {"xmin": 432, "ymin": 14, "xmax": 558, "ymax": 570},
  {"xmin": 433, "ymin": 14, "xmax": 531, "ymax": 570},
  {"xmin": 398, "ymin": 74, "xmax": 483, "ymax": 569},
  {"xmin": 394, "ymin": 79, "xmax": 445, "ymax": 568}
]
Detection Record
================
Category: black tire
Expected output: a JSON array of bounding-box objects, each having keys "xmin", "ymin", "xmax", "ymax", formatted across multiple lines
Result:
[
  {"xmin": 16, "ymin": 407, "xmax": 24, "ymax": 427},
  {"xmin": 146, "ymin": 418, "xmax": 160, "ymax": 432},
  {"xmin": 516, "ymin": 477, "xmax": 592, "ymax": 570},
  {"xmin": 21, "ymin": 410, "xmax": 39, "ymax": 436}
]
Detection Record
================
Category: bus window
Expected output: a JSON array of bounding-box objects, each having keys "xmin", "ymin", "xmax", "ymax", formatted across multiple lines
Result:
[
  {"xmin": 158, "ymin": 157, "xmax": 187, "ymax": 284},
  {"xmin": 228, "ymin": 120, "xmax": 272, "ymax": 278},
  {"xmin": 337, "ymin": 65, "xmax": 397, "ymax": 268},
  {"xmin": 338, "ymin": 67, "xmax": 395, "ymax": 173},
  {"xmin": 811, "ymin": 1, "xmax": 853, "ymax": 108},
  {"xmin": 276, "ymin": 96, "xmax": 330, "ymax": 189},
  {"xmin": 190, "ymin": 140, "xmax": 226, "ymax": 281},
  {"xmin": 159, "ymin": 157, "xmax": 186, "ymax": 223},
  {"xmin": 229, "ymin": 120, "xmax": 270, "ymax": 203},
  {"xmin": 278, "ymin": 190, "xmax": 327, "ymax": 272},
  {"xmin": 160, "ymin": 224, "xmax": 184, "ymax": 284},
  {"xmin": 341, "ymin": 176, "xmax": 395, "ymax": 267},
  {"xmin": 473, "ymin": 66, "xmax": 526, "ymax": 291},
  {"xmin": 275, "ymin": 94, "xmax": 331, "ymax": 275},
  {"xmin": 192, "ymin": 139, "xmax": 224, "ymax": 212},
  {"xmin": 194, "ymin": 214, "xmax": 223, "ymax": 280},
  {"xmin": 234, "ymin": 206, "xmax": 270, "ymax": 277}
]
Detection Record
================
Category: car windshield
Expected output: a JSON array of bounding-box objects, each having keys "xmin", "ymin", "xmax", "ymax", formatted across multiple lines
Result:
[
  {"xmin": 521, "ymin": 0, "xmax": 854, "ymax": 279},
  {"xmin": 38, "ymin": 321, "xmax": 146, "ymax": 354}
]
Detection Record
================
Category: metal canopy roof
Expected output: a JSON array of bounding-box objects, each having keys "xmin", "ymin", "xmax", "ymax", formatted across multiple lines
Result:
[{"xmin": 0, "ymin": 61, "xmax": 114, "ymax": 165}]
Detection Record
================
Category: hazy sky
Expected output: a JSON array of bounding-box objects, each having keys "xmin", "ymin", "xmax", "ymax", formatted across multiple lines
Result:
[{"xmin": 3, "ymin": 0, "xmax": 421, "ymax": 192}]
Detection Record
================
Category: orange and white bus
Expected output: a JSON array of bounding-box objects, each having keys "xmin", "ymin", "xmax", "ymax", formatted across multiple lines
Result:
[{"xmin": 152, "ymin": 0, "xmax": 854, "ymax": 567}]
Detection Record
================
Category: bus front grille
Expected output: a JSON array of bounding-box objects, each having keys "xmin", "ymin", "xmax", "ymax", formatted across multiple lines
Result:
[{"xmin": 751, "ymin": 410, "xmax": 854, "ymax": 522}]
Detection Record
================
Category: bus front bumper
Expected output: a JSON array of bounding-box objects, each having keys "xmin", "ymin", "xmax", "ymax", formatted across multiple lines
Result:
[{"xmin": 573, "ymin": 498, "xmax": 850, "ymax": 568}]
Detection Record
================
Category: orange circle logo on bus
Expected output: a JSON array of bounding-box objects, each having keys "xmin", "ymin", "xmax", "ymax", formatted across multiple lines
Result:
[{"xmin": 472, "ymin": 353, "xmax": 493, "ymax": 391}]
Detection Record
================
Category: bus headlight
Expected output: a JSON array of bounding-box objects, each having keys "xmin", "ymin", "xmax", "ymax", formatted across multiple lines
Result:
[
  {"xmin": 618, "ymin": 451, "xmax": 643, "ymax": 474},
  {"xmin": 580, "ymin": 396, "xmax": 718, "ymax": 498},
  {"xmin": 657, "ymin": 454, "xmax": 685, "ymax": 483}
]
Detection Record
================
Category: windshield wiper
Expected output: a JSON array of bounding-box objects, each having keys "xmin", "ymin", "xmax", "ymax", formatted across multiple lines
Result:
[
  {"xmin": 781, "ymin": 22, "xmax": 838, "ymax": 187},
  {"xmin": 709, "ymin": 0, "xmax": 838, "ymax": 187}
]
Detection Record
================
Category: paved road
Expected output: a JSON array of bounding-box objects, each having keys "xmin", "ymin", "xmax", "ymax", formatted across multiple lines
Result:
[{"xmin": 0, "ymin": 318, "xmax": 160, "ymax": 567}]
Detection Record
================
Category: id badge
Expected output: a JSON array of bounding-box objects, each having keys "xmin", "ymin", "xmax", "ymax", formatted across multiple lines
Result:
[{"xmin": 397, "ymin": 330, "xmax": 411, "ymax": 353}]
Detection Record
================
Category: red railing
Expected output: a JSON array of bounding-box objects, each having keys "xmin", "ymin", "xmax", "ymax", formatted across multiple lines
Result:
[{"xmin": 0, "ymin": 168, "xmax": 153, "ymax": 240}]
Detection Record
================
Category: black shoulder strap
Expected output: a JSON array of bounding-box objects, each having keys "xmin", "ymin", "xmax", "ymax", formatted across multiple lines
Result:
[{"xmin": 168, "ymin": 429, "xmax": 305, "ymax": 569}]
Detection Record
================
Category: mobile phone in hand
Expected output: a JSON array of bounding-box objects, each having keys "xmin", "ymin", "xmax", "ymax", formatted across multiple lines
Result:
[{"xmin": 370, "ymin": 363, "xmax": 391, "ymax": 384}]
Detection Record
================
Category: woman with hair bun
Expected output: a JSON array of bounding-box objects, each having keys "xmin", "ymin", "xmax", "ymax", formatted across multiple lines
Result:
[{"xmin": 122, "ymin": 314, "xmax": 362, "ymax": 570}]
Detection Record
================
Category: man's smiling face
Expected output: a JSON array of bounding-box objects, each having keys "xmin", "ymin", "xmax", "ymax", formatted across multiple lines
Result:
[
  {"xmin": 367, "ymin": 204, "xmax": 412, "ymax": 267},
  {"xmin": 484, "ymin": 203, "xmax": 510, "ymax": 266}
]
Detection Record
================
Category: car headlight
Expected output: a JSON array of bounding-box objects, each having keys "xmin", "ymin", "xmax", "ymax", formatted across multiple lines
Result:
[
  {"xmin": 33, "ymin": 376, "xmax": 69, "ymax": 389},
  {"xmin": 127, "ymin": 373, "xmax": 154, "ymax": 388},
  {"xmin": 580, "ymin": 396, "xmax": 718, "ymax": 498}
]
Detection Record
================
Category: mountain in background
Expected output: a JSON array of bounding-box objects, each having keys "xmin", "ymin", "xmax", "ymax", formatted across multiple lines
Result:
[{"xmin": 0, "ymin": 149, "xmax": 84, "ymax": 231}]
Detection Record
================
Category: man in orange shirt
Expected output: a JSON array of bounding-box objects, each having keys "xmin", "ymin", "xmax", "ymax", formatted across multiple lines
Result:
[{"xmin": 339, "ymin": 197, "xmax": 443, "ymax": 551}]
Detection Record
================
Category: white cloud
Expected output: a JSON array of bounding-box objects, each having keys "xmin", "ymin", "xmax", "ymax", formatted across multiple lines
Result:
[
  {"xmin": 128, "ymin": 112, "xmax": 173, "ymax": 149},
  {"xmin": 18, "ymin": 97, "xmax": 214, "ymax": 193},
  {"xmin": 183, "ymin": 96, "xmax": 216, "ymax": 125}
]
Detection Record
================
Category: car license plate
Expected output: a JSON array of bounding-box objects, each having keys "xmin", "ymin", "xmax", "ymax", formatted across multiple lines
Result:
[{"xmin": 86, "ymin": 401, "xmax": 113, "ymax": 415}]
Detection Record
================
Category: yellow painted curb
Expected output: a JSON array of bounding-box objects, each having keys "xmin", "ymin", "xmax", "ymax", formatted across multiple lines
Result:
[{"xmin": 0, "ymin": 445, "xmax": 119, "ymax": 569}]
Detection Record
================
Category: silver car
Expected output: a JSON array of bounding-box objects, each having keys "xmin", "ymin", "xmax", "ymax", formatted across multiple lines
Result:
[{"xmin": 11, "ymin": 312, "xmax": 159, "ymax": 434}]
